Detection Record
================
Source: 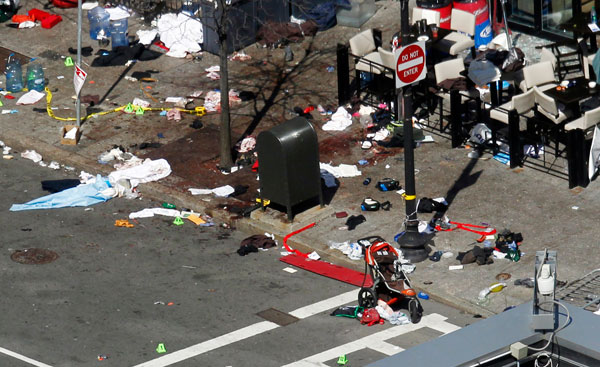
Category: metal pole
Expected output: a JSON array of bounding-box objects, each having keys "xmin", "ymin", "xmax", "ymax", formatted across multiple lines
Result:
[
  {"xmin": 76, "ymin": 0, "xmax": 82, "ymax": 127},
  {"xmin": 396, "ymin": 0, "xmax": 431, "ymax": 263}
]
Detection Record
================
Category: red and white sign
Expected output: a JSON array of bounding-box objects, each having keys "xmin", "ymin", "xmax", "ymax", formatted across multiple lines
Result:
[
  {"xmin": 395, "ymin": 41, "xmax": 426, "ymax": 88},
  {"xmin": 74, "ymin": 64, "xmax": 87, "ymax": 96}
]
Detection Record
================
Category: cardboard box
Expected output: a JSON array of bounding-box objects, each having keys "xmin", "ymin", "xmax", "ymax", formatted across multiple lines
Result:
[{"xmin": 61, "ymin": 125, "xmax": 81, "ymax": 145}]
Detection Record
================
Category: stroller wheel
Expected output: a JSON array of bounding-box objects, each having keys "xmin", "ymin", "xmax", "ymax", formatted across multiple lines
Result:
[
  {"xmin": 408, "ymin": 299, "xmax": 423, "ymax": 324},
  {"xmin": 358, "ymin": 287, "xmax": 377, "ymax": 308}
]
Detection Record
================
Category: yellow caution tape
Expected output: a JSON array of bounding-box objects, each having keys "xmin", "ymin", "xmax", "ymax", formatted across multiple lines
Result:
[{"xmin": 45, "ymin": 87, "xmax": 206, "ymax": 122}]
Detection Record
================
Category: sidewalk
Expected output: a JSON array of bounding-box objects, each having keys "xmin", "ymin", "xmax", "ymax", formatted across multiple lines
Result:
[{"xmin": 2, "ymin": 0, "xmax": 600, "ymax": 319}]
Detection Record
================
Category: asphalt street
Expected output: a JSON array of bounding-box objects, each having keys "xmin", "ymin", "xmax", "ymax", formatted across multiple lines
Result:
[{"xmin": 1, "ymin": 153, "xmax": 479, "ymax": 366}]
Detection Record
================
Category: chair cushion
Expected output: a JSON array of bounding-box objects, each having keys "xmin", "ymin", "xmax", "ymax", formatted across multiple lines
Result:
[
  {"xmin": 489, "ymin": 104, "xmax": 534, "ymax": 124},
  {"xmin": 434, "ymin": 58, "xmax": 465, "ymax": 83},
  {"xmin": 537, "ymin": 105, "xmax": 571, "ymax": 124},
  {"xmin": 522, "ymin": 61, "xmax": 556, "ymax": 89},
  {"xmin": 436, "ymin": 32, "xmax": 474, "ymax": 56},
  {"xmin": 349, "ymin": 29, "xmax": 376, "ymax": 57},
  {"xmin": 564, "ymin": 116, "xmax": 585, "ymax": 131},
  {"xmin": 520, "ymin": 80, "xmax": 557, "ymax": 92},
  {"xmin": 355, "ymin": 52, "xmax": 384, "ymax": 74},
  {"xmin": 439, "ymin": 89, "xmax": 479, "ymax": 102}
]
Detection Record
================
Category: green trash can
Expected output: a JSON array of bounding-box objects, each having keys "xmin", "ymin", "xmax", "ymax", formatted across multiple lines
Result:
[{"xmin": 257, "ymin": 117, "xmax": 323, "ymax": 221}]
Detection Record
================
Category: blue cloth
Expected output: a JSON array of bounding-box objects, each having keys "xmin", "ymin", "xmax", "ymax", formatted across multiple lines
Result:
[
  {"xmin": 593, "ymin": 51, "xmax": 600, "ymax": 84},
  {"xmin": 10, "ymin": 175, "xmax": 113, "ymax": 211},
  {"xmin": 320, "ymin": 169, "xmax": 338, "ymax": 188}
]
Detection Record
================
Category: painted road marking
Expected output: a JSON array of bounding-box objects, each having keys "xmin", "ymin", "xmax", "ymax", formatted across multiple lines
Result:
[
  {"xmin": 289, "ymin": 290, "xmax": 357, "ymax": 319},
  {"xmin": 0, "ymin": 346, "xmax": 54, "ymax": 367},
  {"xmin": 281, "ymin": 313, "xmax": 461, "ymax": 366},
  {"xmin": 132, "ymin": 290, "xmax": 358, "ymax": 367}
]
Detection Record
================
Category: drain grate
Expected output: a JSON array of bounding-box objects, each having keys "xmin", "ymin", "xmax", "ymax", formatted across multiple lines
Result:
[
  {"xmin": 256, "ymin": 308, "xmax": 299, "ymax": 326},
  {"xmin": 11, "ymin": 248, "xmax": 59, "ymax": 265}
]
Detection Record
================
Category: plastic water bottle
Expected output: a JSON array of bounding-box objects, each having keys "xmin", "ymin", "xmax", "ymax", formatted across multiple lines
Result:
[
  {"xmin": 110, "ymin": 18, "xmax": 129, "ymax": 49},
  {"xmin": 5, "ymin": 54, "xmax": 23, "ymax": 93},
  {"xmin": 593, "ymin": 6, "xmax": 597, "ymax": 24},
  {"xmin": 87, "ymin": 6, "xmax": 111, "ymax": 41},
  {"xmin": 26, "ymin": 58, "xmax": 44, "ymax": 92}
]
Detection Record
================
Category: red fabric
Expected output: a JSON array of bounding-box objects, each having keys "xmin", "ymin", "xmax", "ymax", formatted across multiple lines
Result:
[
  {"xmin": 280, "ymin": 254, "xmax": 373, "ymax": 287},
  {"xmin": 251, "ymin": 160, "xmax": 259, "ymax": 172},
  {"xmin": 435, "ymin": 221, "xmax": 497, "ymax": 237},
  {"xmin": 282, "ymin": 222, "xmax": 315, "ymax": 258},
  {"xmin": 52, "ymin": 0, "xmax": 77, "ymax": 8},
  {"xmin": 28, "ymin": 9, "xmax": 50, "ymax": 21},
  {"xmin": 41, "ymin": 14, "xmax": 62, "ymax": 29},
  {"xmin": 11, "ymin": 14, "xmax": 33, "ymax": 23},
  {"xmin": 360, "ymin": 308, "xmax": 383, "ymax": 326}
]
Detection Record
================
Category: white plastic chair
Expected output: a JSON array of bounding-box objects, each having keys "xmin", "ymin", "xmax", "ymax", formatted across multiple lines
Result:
[{"xmin": 434, "ymin": 8, "xmax": 476, "ymax": 56}]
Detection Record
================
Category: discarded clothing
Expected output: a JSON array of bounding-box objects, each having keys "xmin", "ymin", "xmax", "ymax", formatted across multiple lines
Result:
[
  {"xmin": 106, "ymin": 5, "xmax": 130, "ymax": 20},
  {"xmin": 330, "ymin": 305, "xmax": 362, "ymax": 318},
  {"xmin": 10, "ymin": 175, "xmax": 112, "ymax": 211},
  {"xmin": 438, "ymin": 77, "xmax": 467, "ymax": 91},
  {"xmin": 360, "ymin": 307, "xmax": 383, "ymax": 326},
  {"xmin": 229, "ymin": 185, "xmax": 248, "ymax": 197},
  {"xmin": 91, "ymin": 43, "xmax": 162, "ymax": 67},
  {"xmin": 237, "ymin": 244, "xmax": 259, "ymax": 256},
  {"xmin": 306, "ymin": 1, "xmax": 337, "ymax": 31},
  {"xmin": 136, "ymin": 29, "xmax": 158, "ymax": 45},
  {"xmin": 256, "ymin": 20, "xmax": 318, "ymax": 46},
  {"xmin": 456, "ymin": 245, "xmax": 493, "ymax": 265},
  {"xmin": 157, "ymin": 13, "xmax": 203, "ymax": 58},
  {"xmin": 108, "ymin": 158, "xmax": 172, "ymax": 188},
  {"xmin": 514, "ymin": 278, "xmax": 535, "ymax": 288},
  {"xmin": 21, "ymin": 150, "xmax": 42, "ymax": 163},
  {"xmin": 329, "ymin": 241, "xmax": 362, "ymax": 260},
  {"xmin": 240, "ymin": 234, "xmax": 277, "ymax": 250},
  {"xmin": 319, "ymin": 162, "xmax": 361, "ymax": 178},
  {"xmin": 345, "ymin": 214, "xmax": 366, "ymax": 230},
  {"xmin": 468, "ymin": 59, "xmax": 500, "ymax": 86},
  {"xmin": 188, "ymin": 185, "xmax": 235, "ymax": 197},
  {"xmin": 167, "ymin": 108, "xmax": 181, "ymax": 121},
  {"xmin": 322, "ymin": 106, "xmax": 352, "ymax": 131},
  {"xmin": 417, "ymin": 197, "xmax": 448, "ymax": 213},
  {"xmin": 235, "ymin": 136, "xmax": 256, "ymax": 153},
  {"xmin": 376, "ymin": 300, "xmax": 410, "ymax": 325},
  {"xmin": 320, "ymin": 169, "xmax": 338, "ymax": 188},
  {"xmin": 129, "ymin": 207, "xmax": 181, "ymax": 218}
]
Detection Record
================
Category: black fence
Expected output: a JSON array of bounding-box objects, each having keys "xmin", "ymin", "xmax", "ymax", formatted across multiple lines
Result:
[{"xmin": 104, "ymin": 0, "xmax": 327, "ymax": 54}]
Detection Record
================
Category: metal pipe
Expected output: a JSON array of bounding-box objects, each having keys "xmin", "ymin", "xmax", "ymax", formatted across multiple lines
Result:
[
  {"xmin": 76, "ymin": 0, "xmax": 82, "ymax": 127},
  {"xmin": 466, "ymin": 350, "xmax": 512, "ymax": 367}
]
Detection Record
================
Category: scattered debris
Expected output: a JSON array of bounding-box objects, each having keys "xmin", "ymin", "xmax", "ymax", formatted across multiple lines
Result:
[{"xmin": 115, "ymin": 219, "xmax": 134, "ymax": 227}]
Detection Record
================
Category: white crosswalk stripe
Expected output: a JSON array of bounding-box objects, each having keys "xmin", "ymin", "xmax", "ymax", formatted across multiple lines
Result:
[{"xmin": 282, "ymin": 313, "xmax": 461, "ymax": 366}]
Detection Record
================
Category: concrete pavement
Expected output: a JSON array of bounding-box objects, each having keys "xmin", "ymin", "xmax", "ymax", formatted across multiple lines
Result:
[{"xmin": 2, "ymin": 0, "xmax": 599, "ymax": 320}]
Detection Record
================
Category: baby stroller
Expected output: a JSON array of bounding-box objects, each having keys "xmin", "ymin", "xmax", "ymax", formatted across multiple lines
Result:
[{"xmin": 357, "ymin": 236, "xmax": 424, "ymax": 324}]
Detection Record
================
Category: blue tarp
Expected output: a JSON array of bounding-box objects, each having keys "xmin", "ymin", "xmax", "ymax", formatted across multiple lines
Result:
[{"xmin": 10, "ymin": 175, "xmax": 113, "ymax": 211}]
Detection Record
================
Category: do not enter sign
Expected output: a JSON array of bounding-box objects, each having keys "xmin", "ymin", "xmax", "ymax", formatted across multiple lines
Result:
[{"xmin": 395, "ymin": 41, "xmax": 426, "ymax": 88}]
